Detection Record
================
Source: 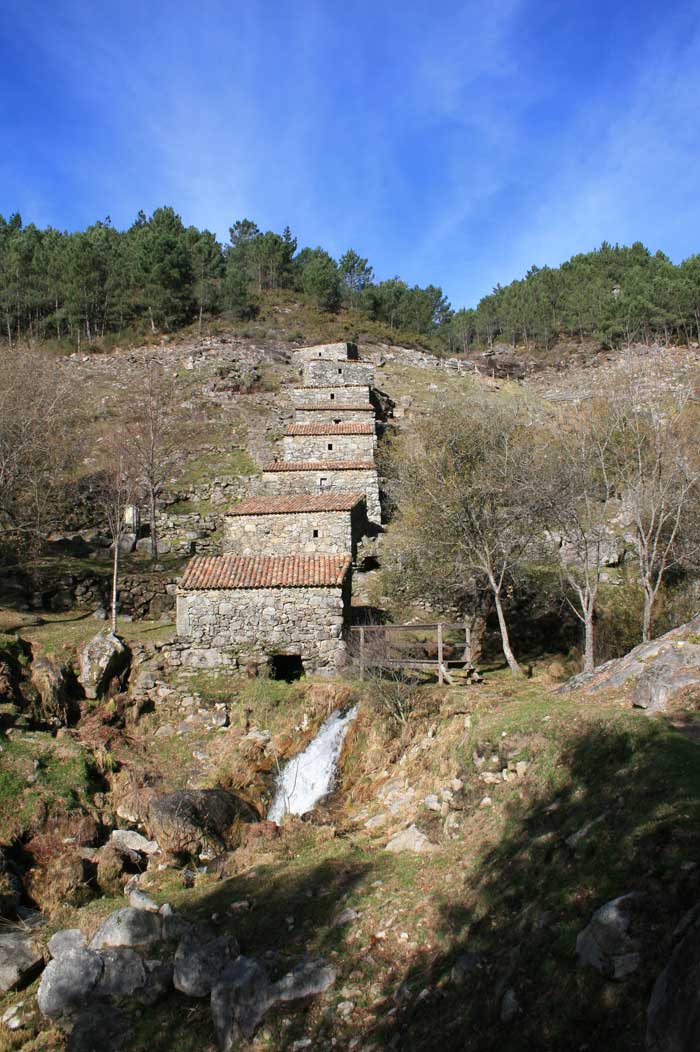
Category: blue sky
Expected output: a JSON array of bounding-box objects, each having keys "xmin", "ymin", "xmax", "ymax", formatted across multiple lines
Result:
[{"xmin": 1, "ymin": 0, "xmax": 699, "ymax": 309}]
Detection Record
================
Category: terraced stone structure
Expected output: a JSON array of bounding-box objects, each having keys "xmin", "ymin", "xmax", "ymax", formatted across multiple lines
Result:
[
  {"xmin": 282, "ymin": 422, "xmax": 376, "ymax": 462},
  {"xmin": 223, "ymin": 493, "xmax": 368, "ymax": 560},
  {"xmin": 261, "ymin": 461, "xmax": 381, "ymax": 525},
  {"xmin": 177, "ymin": 341, "xmax": 381, "ymax": 672},
  {"xmin": 176, "ymin": 555, "xmax": 351, "ymax": 673}
]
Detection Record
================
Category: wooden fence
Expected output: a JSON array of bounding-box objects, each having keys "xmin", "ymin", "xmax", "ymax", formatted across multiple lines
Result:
[{"xmin": 348, "ymin": 622, "xmax": 474, "ymax": 685}]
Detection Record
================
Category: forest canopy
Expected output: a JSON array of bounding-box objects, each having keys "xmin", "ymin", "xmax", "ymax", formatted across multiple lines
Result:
[{"xmin": 1, "ymin": 207, "xmax": 700, "ymax": 353}]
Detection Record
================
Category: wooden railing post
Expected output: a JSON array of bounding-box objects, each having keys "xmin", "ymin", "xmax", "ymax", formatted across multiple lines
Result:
[
  {"xmin": 359, "ymin": 627, "xmax": 365, "ymax": 680},
  {"xmin": 437, "ymin": 622, "xmax": 444, "ymax": 685}
]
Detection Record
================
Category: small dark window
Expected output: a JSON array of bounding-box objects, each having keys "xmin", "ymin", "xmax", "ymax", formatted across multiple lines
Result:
[
  {"xmin": 312, "ymin": 529, "xmax": 319, "ymax": 538},
  {"xmin": 333, "ymin": 418, "xmax": 341, "ymax": 424},
  {"xmin": 319, "ymin": 477, "xmax": 329, "ymax": 490},
  {"xmin": 318, "ymin": 351, "xmax": 322, "ymax": 357},
  {"xmin": 338, "ymin": 368, "xmax": 342, "ymax": 374},
  {"xmin": 328, "ymin": 443, "xmax": 333, "ymax": 451},
  {"xmin": 330, "ymin": 393, "xmax": 335, "ymax": 401}
]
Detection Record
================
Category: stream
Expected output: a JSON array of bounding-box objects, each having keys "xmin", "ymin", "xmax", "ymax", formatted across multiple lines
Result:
[{"xmin": 267, "ymin": 705, "xmax": 358, "ymax": 823}]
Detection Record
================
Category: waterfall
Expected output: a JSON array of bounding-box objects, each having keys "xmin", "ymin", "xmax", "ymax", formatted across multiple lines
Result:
[{"xmin": 267, "ymin": 706, "xmax": 358, "ymax": 823}]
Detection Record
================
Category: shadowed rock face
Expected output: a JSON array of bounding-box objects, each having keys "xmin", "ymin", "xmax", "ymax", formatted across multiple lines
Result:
[
  {"xmin": 147, "ymin": 788, "xmax": 257, "ymax": 859},
  {"xmin": 647, "ymin": 910, "xmax": 700, "ymax": 1052},
  {"xmin": 0, "ymin": 931, "xmax": 44, "ymax": 992},
  {"xmin": 211, "ymin": 955, "xmax": 337, "ymax": 1050},
  {"xmin": 560, "ymin": 614, "xmax": 700, "ymax": 713},
  {"xmin": 576, "ymin": 893, "xmax": 648, "ymax": 981}
]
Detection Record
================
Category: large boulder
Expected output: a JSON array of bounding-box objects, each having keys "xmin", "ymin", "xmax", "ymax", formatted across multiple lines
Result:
[
  {"xmin": 211, "ymin": 956, "xmax": 273, "ymax": 1049},
  {"xmin": 148, "ymin": 789, "xmax": 256, "ymax": 859},
  {"xmin": 78, "ymin": 632, "xmax": 130, "ymax": 700},
  {"xmin": 37, "ymin": 938, "xmax": 171, "ymax": 1021},
  {"xmin": 31, "ymin": 656, "xmax": 74, "ymax": 724},
  {"xmin": 646, "ymin": 908, "xmax": 700, "ymax": 1051},
  {"xmin": 561, "ymin": 615, "xmax": 700, "ymax": 713},
  {"xmin": 89, "ymin": 907, "xmax": 162, "ymax": 950},
  {"xmin": 37, "ymin": 947, "xmax": 104, "ymax": 1017},
  {"xmin": 576, "ymin": 893, "xmax": 647, "ymax": 980},
  {"xmin": 0, "ymin": 931, "xmax": 44, "ymax": 992},
  {"xmin": 174, "ymin": 929, "xmax": 240, "ymax": 997}
]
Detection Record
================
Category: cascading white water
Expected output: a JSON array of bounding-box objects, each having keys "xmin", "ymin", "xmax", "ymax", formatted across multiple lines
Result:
[{"xmin": 267, "ymin": 706, "xmax": 358, "ymax": 823}]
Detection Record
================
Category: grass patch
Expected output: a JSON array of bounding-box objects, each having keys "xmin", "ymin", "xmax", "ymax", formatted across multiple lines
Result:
[
  {"xmin": 0, "ymin": 732, "xmax": 94, "ymax": 841},
  {"xmin": 13, "ymin": 611, "xmax": 175, "ymax": 663}
]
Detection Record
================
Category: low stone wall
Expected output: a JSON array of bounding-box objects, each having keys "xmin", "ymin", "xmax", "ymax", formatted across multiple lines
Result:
[
  {"xmin": 294, "ymin": 406, "xmax": 375, "ymax": 423},
  {"xmin": 303, "ymin": 360, "xmax": 375, "ymax": 387},
  {"xmin": 175, "ymin": 584, "xmax": 349, "ymax": 673},
  {"xmin": 282, "ymin": 433, "xmax": 375, "ymax": 461},
  {"xmin": 366, "ymin": 345, "xmax": 476, "ymax": 375},
  {"xmin": 260, "ymin": 468, "xmax": 381, "ymax": 524},
  {"xmin": 292, "ymin": 385, "xmax": 371, "ymax": 405},
  {"xmin": 154, "ymin": 511, "xmax": 221, "ymax": 556},
  {"xmin": 26, "ymin": 567, "xmax": 177, "ymax": 619},
  {"xmin": 223, "ymin": 503, "xmax": 366, "ymax": 559}
]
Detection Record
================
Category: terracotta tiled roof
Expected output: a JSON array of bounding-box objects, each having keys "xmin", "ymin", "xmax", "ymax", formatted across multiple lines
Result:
[
  {"xmin": 262, "ymin": 460, "xmax": 377, "ymax": 472},
  {"xmin": 226, "ymin": 493, "xmax": 365, "ymax": 516},
  {"xmin": 285, "ymin": 422, "xmax": 375, "ymax": 436},
  {"xmin": 291, "ymin": 385, "xmax": 368, "ymax": 390},
  {"xmin": 180, "ymin": 554, "xmax": 351, "ymax": 590},
  {"xmin": 294, "ymin": 403, "xmax": 375, "ymax": 412}
]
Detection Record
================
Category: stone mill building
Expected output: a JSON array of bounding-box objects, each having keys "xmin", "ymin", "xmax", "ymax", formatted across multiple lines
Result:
[{"xmin": 176, "ymin": 342, "xmax": 381, "ymax": 675}]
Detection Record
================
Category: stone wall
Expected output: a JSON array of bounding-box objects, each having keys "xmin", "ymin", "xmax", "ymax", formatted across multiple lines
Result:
[
  {"xmin": 260, "ymin": 468, "xmax": 381, "ymax": 524},
  {"xmin": 175, "ymin": 583, "xmax": 349, "ymax": 673},
  {"xmin": 222, "ymin": 502, "xmax": 366, "ymax": 559},
  {"xmin": 292, "ymin": 385, "xmax": 371, "ymax": 405},
  {"xmin": 154, "ymin": 511, "xmax": 221, "ymax": 556},
  {"xmin": 303, "ymin": 360, "xmax": 375, "ymax": 387},
  {"xmin": 282, "ymin": 432, "xmax": 376, "ymax": 462},
  {"xmin": 294, "ymin": 406, "xmax": 375, "ymax": 423},
  {"xmin": 294, "ymin": 342, "xmax": 358, "ymax": 363}
]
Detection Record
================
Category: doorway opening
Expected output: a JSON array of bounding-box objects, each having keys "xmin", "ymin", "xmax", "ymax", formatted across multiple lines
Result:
[{"xmin": 270, "ymin": 654, "xmax": 305, "ymax": 681}]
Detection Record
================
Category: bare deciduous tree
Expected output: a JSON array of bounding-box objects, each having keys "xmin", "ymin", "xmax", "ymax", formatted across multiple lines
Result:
[
  {"xmin": 95, "ymin": 447, "xmax": 136, "ymax": 634},
  {"xmin": 538, "ymin": 402, "xmax": 619, "ymax": 672},
  {"xmin": 606, "ymin": 380, "xmax": 700, "ymax": 641},
  {"xmin": 128, "ymin": 361, "xmax": 178, "ymax": 562},
  {"xmin": 0, "ymin": 348, "xmax": 79, "ymax": 558},
  {"xmin": 386, "ymin": 397, "xmax": 540, "ymax": 676}
]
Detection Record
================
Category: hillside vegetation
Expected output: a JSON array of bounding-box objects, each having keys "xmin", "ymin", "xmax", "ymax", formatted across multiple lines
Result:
[
  {"xmin": 3, "ymin": 209, "xmax": 700, "ymax": 360},
  {"xmin": 2, "ymin": 304, "xmax": 700, "ymax": 1052}
]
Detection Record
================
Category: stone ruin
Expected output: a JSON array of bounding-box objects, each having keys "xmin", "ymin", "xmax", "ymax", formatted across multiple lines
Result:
[{"xmin": 175, "ymin": 343, "xmax": 381, "ymax": 675}]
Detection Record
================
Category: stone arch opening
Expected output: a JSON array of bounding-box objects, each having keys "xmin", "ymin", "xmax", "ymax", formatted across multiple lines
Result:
[{"xmin": 269, "ymin": 654, "xmax": 305, "ymax": 681}]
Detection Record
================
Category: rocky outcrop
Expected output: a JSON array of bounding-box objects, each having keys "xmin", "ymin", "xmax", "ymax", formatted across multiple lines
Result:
[
  {"xmin": 38, "ymin": 903, "xmax": 335, "ymax": 1052},
  {"xmin": 561, "ymin": 615, "xmax": 700, "ymax": 712},
  {"xmin": 78, "ymin": 632, "xmax": 131, "ymax": 700},
  {"xmin": 646, "ymin": 906, "xmax": 700, "ymax": 1051}
]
